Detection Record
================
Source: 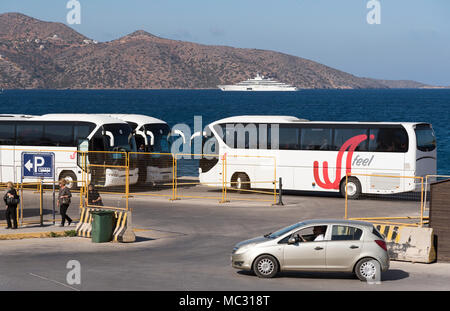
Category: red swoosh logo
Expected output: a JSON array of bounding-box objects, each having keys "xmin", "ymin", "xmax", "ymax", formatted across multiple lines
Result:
[{"xmin": 313, "ymin": 134, "xmax": 374, "ymax": 189}]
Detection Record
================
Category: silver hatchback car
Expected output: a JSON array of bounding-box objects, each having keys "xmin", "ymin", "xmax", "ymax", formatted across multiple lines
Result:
[{"xmin": 231, "ymin": 219, "xmax": 389, "ymax": 281}]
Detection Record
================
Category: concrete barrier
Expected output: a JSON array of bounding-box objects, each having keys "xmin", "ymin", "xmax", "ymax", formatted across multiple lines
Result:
[
  {"xmin": 374, "ymin": 224, "xmax": 436, "ymax": 263},
  {"xmin": 112, "ymin": 210, "xmax": 135, "ymax": 243},
  {"xmin": 76, "ymin": 208, "xmax": 93, "ymax": 238}
]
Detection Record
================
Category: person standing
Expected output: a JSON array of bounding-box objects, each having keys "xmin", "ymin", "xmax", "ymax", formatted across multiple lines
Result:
[
  {"xmin": 3, "ymin": 182, "xmax": 19, "ymax": 229},
  {"xmin": 86, "ymin": 184, "xmax": 103, "ymax": 206},
  {"xmin": 58, "ymin": 179, "xmax": 73, "ymax": 227}
]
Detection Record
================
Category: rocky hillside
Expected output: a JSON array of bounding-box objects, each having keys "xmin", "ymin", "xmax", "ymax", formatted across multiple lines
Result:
[{"xmin": 0, "ymin": 12, "xmax": 431, "ymax": 89}]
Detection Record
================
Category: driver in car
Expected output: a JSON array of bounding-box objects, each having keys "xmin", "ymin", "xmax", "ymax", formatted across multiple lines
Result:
[
  {"xmin": 298, "ymin": 226, "xmax": 326, "ymax": 242},
  {"xmin": 312, "ymin": 226, "xmax": 326, "ymax": 241}
]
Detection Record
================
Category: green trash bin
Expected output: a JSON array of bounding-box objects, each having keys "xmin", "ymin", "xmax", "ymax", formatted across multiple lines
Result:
[{"xmin": 90, "ymin": 210, "xmax": 115, "ymax": 243}]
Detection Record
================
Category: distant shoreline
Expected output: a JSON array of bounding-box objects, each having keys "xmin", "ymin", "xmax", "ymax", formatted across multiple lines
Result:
[{"xmin": 1, "ymin": 87, "xmax": 449, "ymax": 91}]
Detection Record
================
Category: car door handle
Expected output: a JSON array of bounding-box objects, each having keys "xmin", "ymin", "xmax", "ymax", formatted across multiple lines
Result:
[
  {"xmin": 314, "ymin": 246, "xmax": 324, "ymax": 250},
  {"xmin": 350, "ymin": 245, "xmax": 359, "ymax": 249}
]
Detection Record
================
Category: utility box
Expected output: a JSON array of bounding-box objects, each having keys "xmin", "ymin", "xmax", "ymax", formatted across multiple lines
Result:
[{"xmin": 429, "ymin": 178, "xmax": 450, "ymax": 262}]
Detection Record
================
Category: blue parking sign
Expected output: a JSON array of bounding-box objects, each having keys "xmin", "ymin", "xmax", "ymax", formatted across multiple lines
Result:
[{"xmin": 22, "ymin": 152, "xmax": 55, "ymax": 179}]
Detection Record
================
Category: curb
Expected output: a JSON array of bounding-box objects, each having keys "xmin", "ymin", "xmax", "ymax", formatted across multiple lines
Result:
[{"xmin": 0, "ymin": 231, "xmax": 72, "ymax": 240}]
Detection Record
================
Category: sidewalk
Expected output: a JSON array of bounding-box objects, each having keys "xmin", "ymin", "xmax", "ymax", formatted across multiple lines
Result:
[{"xmin": 0, "ymin": 222, "xmax": 77, "ymax": 240}]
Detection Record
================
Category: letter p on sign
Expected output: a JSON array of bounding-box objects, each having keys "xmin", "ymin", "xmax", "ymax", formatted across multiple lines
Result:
[{"xmin": 34, "ymin": 156, "xmax": 44, "ymax": 171}]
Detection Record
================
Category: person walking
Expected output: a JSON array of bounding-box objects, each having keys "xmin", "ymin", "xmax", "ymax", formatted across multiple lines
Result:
[
  {"xmin": 3, "ymin": 182, "xmax": 19, "ymax": 229},
  {"xmin": 58, "ymin": 179, "xmax": 73, "ymax": 227}
]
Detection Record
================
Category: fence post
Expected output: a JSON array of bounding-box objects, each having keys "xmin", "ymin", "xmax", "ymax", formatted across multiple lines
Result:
[
  {"xmin": 40, "ymin": 179, "xmax": 43, "ymax": 226},
  {"xmin": 420, "ymin": 177, "xmax": 424, "ymax": 228},
  {"xmin": 345, "ymin": 174, "xmax": 348, "ymax": 219},
  {"xmin": 273, "ymin": 177, "xmax": 284, "ymax": 206},
  {"xmin": 20, "ymin": 183, "xmax": 24, "ymax": 227},
  {"xmin": 126, "ymin": 152, "xmax": 129, "ymax": 211},
  {"xmin": 220, "ymin": 153, "xmax": 229, "ymax": 204},
  {"xmin": 52, "ymin": 178, "xmax": 56, "ymax": 225},
  {"xmin": 170, "ymin": 156, "xmax": 178, "ymax": 201}
]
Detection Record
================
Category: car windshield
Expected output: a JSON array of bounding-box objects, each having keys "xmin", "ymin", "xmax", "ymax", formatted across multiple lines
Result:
[{"xmin": 266, "ymin": 222, "xmax": 305, "ymax": 239}]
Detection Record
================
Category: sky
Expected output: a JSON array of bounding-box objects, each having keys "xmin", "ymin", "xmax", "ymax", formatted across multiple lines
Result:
[{"xmin": 1, "ymin": 0, "xmax": 449, "ymax": 86}]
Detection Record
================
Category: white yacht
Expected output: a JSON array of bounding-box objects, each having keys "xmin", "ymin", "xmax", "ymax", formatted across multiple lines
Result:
[{"xmin": 218, "ymin": 74, "xmax": 298, "ymax": 91}]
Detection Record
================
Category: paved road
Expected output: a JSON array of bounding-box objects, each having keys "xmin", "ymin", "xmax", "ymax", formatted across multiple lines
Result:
[{"xmin": 0, "ymin": 194, "xmax": 443, "ymax": 290}]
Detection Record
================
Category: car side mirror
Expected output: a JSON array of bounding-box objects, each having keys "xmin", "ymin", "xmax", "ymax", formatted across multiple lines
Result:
[{"xmin": 288, "ymin": 237, "xmax": 297, "ymax": 245}]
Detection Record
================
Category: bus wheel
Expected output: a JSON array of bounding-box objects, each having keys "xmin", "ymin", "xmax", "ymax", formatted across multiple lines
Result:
[
  {"xmin": 232, "ymin": 173, "xmax": 250, "ymax": 192},
  {"xmin": 59, "ymin": 171, "xmax": 78, "ymax": 190},
  {"xmin": 340, "ymin": 177, "xmax": 361, "ymax": 200}
]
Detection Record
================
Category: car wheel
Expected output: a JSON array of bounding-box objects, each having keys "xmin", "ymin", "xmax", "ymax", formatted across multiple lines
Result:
[
  {"xmin": 253, "ymin": 255, "xmax": 278, "ymax": 278},
  {"xmin": 340, "ymin": 177, "xmax": 361, "ymax": 200},
  {"xmin": 355, "ymin": 258, "xmax": 379, "ymax": 282}
]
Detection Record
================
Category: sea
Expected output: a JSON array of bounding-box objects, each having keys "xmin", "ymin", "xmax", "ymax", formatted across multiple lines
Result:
[{"xmin": 0, "ymin": 89, "xmax": 449, "ymax": 174}]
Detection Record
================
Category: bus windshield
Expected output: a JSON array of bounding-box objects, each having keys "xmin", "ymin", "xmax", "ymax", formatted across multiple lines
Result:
[
  {"xmin": 144, "ymin": 124, "xmax": 172, "ymax": 153},
  {"xmin": 415, "ymin": 124, "xmax": 436, "ymax": 152},
  {"xmin": 103, "ymin": 124, "xmax": 137, "ymax": 152}
]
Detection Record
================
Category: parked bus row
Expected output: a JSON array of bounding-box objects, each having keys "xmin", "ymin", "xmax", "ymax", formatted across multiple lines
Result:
[
  {"xmin": 0, "ymin": 113, "xmax": 173, "ymax": 188},
  {"xmin": 0, "ymin": 114, "xmax": 437, "ymax": 199}
]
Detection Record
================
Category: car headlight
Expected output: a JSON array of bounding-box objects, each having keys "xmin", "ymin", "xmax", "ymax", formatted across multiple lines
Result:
[{"xmin": 233, "ymin": 245, "xmax": 252, "ymax": 255}]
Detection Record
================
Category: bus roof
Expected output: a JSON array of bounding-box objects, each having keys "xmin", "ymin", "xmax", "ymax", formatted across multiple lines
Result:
[
  {"xmin": 37, "ymin": 114, "xmax": 129, "ymax": 124},
  {"xmin": 209, "ymin": 115, "xmax": 425, "ymax": 126},
  {"xmin": 0, "ymin": 114, "xmax": 36, "ymax": 120},
  {"xmin": 101, "ymin": 114, "xmax": 167, "ymax": 125},
  {"xmin": 211, "ymin": 115, "xmax": 307, "ymax": 125}
]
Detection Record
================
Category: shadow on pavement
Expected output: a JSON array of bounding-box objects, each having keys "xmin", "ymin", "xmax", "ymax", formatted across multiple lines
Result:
[
  {"xmin": 134, "ymin": 236, "xmax": 155, "ymax": 243},
  {"xmin": 237, "ymin": 269, "xmax": 409, "ymax": 282},
  {"xmin": 381, "ymin": 269, "xmax": 410, "ymax": 281}
]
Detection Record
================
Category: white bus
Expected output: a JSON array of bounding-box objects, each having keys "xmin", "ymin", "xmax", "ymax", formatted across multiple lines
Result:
[
  {"xmin": 0, "ymin": 114, "xmax": 139, "ymax": 188},
  {"xmin": 199, "ymin": 116, "xmax": 437, "ymax": 199},
  {"xmin": 102, "ymin": 114, "xmax": 173, "ymax": 184}
]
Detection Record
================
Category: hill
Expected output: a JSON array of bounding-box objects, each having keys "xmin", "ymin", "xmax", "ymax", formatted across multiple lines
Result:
[{"xmin": 0, "ymin": 13, "xmax": 431, "ymax": 89}]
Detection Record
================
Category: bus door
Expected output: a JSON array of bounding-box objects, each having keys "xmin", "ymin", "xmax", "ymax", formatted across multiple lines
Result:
[
  {"xmin": 0, "ymin": 147, "xmax": 15, "ymax": 183},
  {"xmin": 366, "ymin": 127, "xmax": 408, "ymax": 193}
]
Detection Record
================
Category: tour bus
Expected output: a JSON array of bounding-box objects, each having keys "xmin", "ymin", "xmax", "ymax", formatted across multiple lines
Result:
[
  {"xmin": 0, "ymin": 114, "xmax": 139, "ymax": 188},
  {"xmin": 198, "ymin": 116, "xmax": 437, "ymax": 199},
  {"xmin": 102, "ymin": 114, "xmax": 173, "ymax": 184}
]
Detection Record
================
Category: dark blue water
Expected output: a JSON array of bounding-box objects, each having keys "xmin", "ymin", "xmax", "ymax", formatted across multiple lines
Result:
[{"xmin": 0, "ymin": 89, "xmax": 449, "ymax": 173}]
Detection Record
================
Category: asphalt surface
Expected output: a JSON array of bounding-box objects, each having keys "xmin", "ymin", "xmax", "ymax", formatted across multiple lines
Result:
[{"xmin": 0, "ymin": 190, "xmax": 445, "ymax": 291}]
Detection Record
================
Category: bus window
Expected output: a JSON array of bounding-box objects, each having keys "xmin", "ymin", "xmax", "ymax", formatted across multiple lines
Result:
[
  {"xmin": 333, "ymin": 128, "xmax": 369, "ymax": 151},
  {"xmin": 415, "ymin": 125, "xmax": 436, "ymax": 152},
  {"xmin": 16, "ymin": 122, "xmax": 45, "ymax": 146},
  {"xmin": 301, "ymin": 127, "xmax": 332, "ymax": 151},
  {"xmin": 74, "ymin": 123, "xmax": 95, "ymax": 143},
  {"xmin": 44, "ymin": 123, "xmax": 74, "ymax": 146},
  {"xmin": 278, "ymin": 126, "xmax": 300, "ymax": 150},
  {"xmin": 369, "ymin": 127, "xmax": 408, "ymax": 153},
  {"xmin": 0, "ymin": 123, "xmax": 15, "ymax": 145}
]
